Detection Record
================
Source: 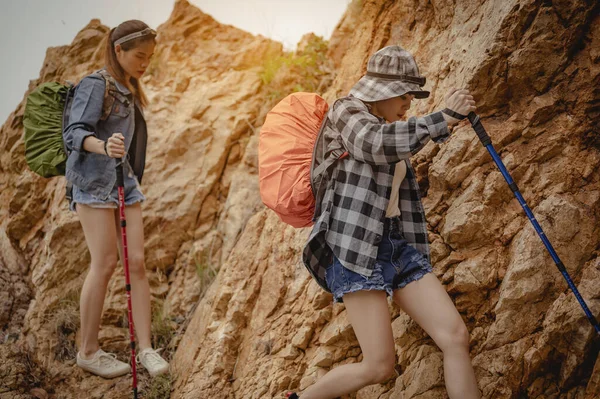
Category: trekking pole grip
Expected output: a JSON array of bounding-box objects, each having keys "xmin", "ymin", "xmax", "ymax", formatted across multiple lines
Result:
[
  {"xmin": 115, "ymin": 159, "xmax": 124, "ymax": 187},
  {"xmin": 467, "ymin": 112, "xmax": 492, "ymax": 146}
]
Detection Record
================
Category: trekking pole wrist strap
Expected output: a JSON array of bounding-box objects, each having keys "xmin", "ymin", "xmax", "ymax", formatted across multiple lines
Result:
[{"xmin": 442, "ymin": 108, "xmax": 467, "ymax": 120}]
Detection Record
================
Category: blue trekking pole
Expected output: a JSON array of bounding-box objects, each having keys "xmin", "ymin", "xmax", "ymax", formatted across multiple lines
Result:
[{"xmin": 467, "ymin": 112, "xmax": 600, "ymax": 334}]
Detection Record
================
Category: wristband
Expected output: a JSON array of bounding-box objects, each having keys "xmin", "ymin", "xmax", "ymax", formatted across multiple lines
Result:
[{"xmin": 104, "ymin": 140, "xmax": 109, "ymax": 156}]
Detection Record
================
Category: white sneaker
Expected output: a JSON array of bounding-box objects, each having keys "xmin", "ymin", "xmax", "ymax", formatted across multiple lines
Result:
[
  {"xmin": 77, "ymin": 349, "xmax": 131, "ymax": 378},
  {"xmin": 136, "ymin": 348, "xmax": 169, "ymax": 377}
]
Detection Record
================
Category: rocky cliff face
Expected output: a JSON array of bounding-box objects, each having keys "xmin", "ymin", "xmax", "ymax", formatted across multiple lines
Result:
[{"xmin": 1, "ymin": 0, "xmax": 599, "ymax": 398}]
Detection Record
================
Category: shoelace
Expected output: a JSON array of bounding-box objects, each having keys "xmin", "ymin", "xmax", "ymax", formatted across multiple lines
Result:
[
  {"xmin": 97, "ymin": 352, "xmax": 121, "ymax": 368},
  {"xmin": 136, "ymin": 349, "xmax": 164, "ymax": 367}
]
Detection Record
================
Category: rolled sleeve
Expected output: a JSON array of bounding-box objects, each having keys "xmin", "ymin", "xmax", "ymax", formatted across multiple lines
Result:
[{"xmin": 63, "ymin": 76, "xmax": 105, "ymax": 152}]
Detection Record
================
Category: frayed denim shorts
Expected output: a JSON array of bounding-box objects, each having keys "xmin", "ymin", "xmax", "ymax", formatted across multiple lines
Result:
[
  {"xmin": 69, "ymin": 175, "xmax": 145, "ymax": 212},
  {"xmin": 325, "ymin": 217, "xmax": 433, "ymax": 303}
]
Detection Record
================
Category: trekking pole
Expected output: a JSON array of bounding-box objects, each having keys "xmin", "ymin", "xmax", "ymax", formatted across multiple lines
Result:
[
  {"xmin": 116, "ymin": 159, "xmax": 139, "ymax": 398},
  {"xmin": 466, "ymin": 112, "xmax": 600, "ymax": 335}
]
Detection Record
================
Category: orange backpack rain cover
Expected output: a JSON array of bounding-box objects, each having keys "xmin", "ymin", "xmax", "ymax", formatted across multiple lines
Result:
[{"xmin": 258, "ymin": 92, "xmax": 328, "ymax": 228}]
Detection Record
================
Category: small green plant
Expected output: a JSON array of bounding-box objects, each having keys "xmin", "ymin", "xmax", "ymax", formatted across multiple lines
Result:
[
  {"xmin": 151, "ymin": 302, "xmax": 175, "ymax": 356},
  {"xmin": 259, "ymin": 35, "xmax": 334, "ymax": 104},
  {"xmin": 193, "ymin": 249, "xmax": 218, "ymax": 298},
  {"xmin": 45, "ymin": 289, "xmax": 80, "ymax": 361},
  {"xmin": 260, "ymin": 56, "xmax": 286, "ymax": 86},
  {"xmin": 140, "ymin": 373, "xmax": 172, "ymax": 399}
]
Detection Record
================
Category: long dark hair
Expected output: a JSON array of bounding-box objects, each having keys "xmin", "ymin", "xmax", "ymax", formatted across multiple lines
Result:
[{"xmin": 104, "ymin": 20, "xmax": 156, "ymax": 107}]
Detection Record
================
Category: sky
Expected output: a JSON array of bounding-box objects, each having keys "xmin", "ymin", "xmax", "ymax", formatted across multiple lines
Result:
[{"xmin": 0, "ymin": 0, "xmax": 351, "ymax": 126}]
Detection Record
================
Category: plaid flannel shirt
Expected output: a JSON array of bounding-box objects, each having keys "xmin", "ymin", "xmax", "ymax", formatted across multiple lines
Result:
[{"xmin": 302, "ymin": 96, "xmax": 450, "ymax": 292}]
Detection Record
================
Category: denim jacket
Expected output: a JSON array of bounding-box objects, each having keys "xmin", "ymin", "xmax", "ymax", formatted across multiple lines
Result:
[{"xmin": 63, "ymin": 69, "xmax": 147, "ymax": 200}]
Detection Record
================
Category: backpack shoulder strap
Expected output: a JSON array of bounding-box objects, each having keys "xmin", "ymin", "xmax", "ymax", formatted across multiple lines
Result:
[
  {"xmin": 310, "ymin": 110, "xmax": 349, "ymax": 184},
  {"xmin": 97, "ymin": 70, "xmax": 119, "ymax": 121},
  {"xmin": 310, "ymin": 105, "xmax": 349, "ymax": 221}
]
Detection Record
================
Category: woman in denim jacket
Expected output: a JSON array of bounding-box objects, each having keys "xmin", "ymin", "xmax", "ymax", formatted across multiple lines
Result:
[{"xmin": 63, "ymin": 20, "xmax": 168, "ymax": 378}]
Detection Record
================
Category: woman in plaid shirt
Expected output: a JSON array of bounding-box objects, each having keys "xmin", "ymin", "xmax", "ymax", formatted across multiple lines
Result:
[{"xmin": 296, "ymin": 46, "xmax": 481, "ymax": 398}]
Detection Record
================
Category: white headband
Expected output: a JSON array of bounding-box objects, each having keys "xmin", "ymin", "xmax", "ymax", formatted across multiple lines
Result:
[{"xmin": 114, "ymin": 27, "xmax": 156, "ymax": 47}]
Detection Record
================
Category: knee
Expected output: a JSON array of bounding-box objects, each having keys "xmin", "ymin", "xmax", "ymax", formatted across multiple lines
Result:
[
  {"xmin": 91, "ymin": 254, "xmax": 118, "ymax": 282},
  {"xmin": 437, "ymin": 321, "xmax": 470, "ymax": 352},
  {"xmin": 364, "ymin": 356, "xmax": 396, "ymax": 384},
  {"xmin": 127, "ymin": 254, "xmax": 146, "ymax": 278}
]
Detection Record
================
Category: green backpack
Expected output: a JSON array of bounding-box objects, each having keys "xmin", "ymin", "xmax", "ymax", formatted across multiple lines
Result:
[
  {"xmin": 23, "ymin": 82, "xmax": 74, "ymax": 177},
  {"xmin": 23, "ymin": 71, "xmax": 118, "ymax": 178}
]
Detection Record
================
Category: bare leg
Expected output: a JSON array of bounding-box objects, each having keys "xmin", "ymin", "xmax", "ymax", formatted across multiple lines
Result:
[
  {"xmin": 301, "ymin": 290, "xmax": 396, "ymax": 399},
  {"xmin": 393, "ymin": 273, "xmax": 480, "ymax": 399},
  {"xmin": 114, "ymin": 203, "xmax": 152, "ymax": 350},
  {"xmin": 77, "ymin": 205, "xmax": 118, "ymax": 358}
]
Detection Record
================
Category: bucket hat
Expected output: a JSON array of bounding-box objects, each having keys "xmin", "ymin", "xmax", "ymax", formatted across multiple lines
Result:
[{"xmin": 349, "ymin": 45, "xmax": 429, "ymax": 101}]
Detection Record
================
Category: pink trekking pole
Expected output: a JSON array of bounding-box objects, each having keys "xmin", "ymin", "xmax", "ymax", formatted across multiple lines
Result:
[{"xmin": 116, "ymin": 159, "xmax": 139, "ymax": 398}]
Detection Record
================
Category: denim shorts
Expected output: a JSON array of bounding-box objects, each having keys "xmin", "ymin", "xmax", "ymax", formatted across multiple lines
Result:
[
  {"xmin": 325, "ymin": 217, "xmax": 433, "ymax": 303},
  {"xmin": 69, "ymin": 175, "xmax": 145, "ymax": 212}
]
